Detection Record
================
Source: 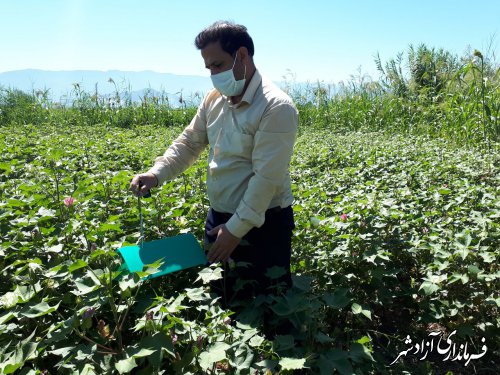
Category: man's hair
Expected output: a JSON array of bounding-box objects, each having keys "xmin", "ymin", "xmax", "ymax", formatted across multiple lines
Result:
[{"xmin": 195, "ymin": 21, "xmax": 254, "ymax": 57}]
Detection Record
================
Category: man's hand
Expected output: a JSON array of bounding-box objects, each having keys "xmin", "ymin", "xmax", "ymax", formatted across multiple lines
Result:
[
  {"xmin": 130, "ymin": 173, "xmax": 158, "ymax": 197},
  {"xmin": 207, "ymin": 224, "xmax": 241, "ymax": 263}
]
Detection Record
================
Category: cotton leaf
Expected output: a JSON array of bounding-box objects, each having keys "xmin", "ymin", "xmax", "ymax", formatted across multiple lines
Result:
[
  {"xmin": 196, "ymin": 266, "xmax": 223, "ymax": 283},
  {"xmin": 20, "ymin": 301, "xmax": 60, "ymax": 318},
  {"xmin": 279, "ymin": 357, "xmax": 307, "ymax": 370},
  {"xmin": 198, "ymin": 342, "xmax": 230, "ymax": 370},
  {"xmin": 131, "ymin": 348, "xmax": 156, "ymax": 358},
  {"xmin": 185, "ymin": 287, "xmax": 206, "ymax": 301},
  {"xmin": 68, "ymin": 259, "xmax": 88, "ymax": 273},
  {"xmin": 249, "ymin": 335, "xmax": 265, "ymax": 347},
  {"xmin": 47, "ymin": 244, "xmax": 64, "ymax": 253},
  {"xmin": 351, "ymin": 303, "xmax": 362, "ymax": 314},
  {"xmin": 115, "ymin": 357, "xmax": 137, "ymax": 374},
  {"xmin": 37, "ymin": 207, "xmax": 56, "ymax": 218},
  {"xmin": 419, "ymin": 281, "xmax": 440, "ymax": 295}
]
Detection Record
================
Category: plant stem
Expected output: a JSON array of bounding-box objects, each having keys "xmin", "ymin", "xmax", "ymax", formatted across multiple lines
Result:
[{"xmin": 106, "ymin": 266, "xmax": 124, "ymax": 352}]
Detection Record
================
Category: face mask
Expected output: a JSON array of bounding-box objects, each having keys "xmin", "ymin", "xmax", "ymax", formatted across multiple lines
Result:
[{"xmin": 211, "ymin": 52, "xmax": 246, "ymax": 97}]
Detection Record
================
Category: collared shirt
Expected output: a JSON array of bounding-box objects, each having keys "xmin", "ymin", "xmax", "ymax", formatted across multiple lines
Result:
[{"xmin": 148, "ymin": 69, "xmax": 298, "ymax": 238}]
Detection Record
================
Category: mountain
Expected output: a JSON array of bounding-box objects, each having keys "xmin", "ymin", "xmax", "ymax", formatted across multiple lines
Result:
[{"xmin": 0, "ymin": 69, "xmax": 213, "ymax": 104}]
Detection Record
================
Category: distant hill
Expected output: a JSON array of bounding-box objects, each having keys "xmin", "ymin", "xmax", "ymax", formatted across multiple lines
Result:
[{"xmin": 0, "ymin": 69, "xmax": 213, "ymax": 105}]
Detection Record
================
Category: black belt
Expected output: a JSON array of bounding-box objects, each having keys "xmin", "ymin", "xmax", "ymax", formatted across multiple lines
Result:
[
  {"xmin": 267, "ymin": 206, "xmax": 283, "ymax": 214},
  {"xmin": 213, "ymin": 206, "xmax": 283, "ymax": 221}
]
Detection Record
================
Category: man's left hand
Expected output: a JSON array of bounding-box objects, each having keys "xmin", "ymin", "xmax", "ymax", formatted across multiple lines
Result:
[{"xmin": 207, "ymin": 224, "xmax": 240, "ymax": 263}]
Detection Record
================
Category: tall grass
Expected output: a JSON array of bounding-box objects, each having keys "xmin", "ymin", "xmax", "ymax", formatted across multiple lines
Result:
[
  {"xmin": 292, "ymin": 45, "xmax": 499, "ymax": 149},
  {"xmin": 0, "ymin": 44, "xmax": 498, "ymax": 148},
  {"xmin": 0, "ymin": 82, "xmax": 197, "ymax": 129}
]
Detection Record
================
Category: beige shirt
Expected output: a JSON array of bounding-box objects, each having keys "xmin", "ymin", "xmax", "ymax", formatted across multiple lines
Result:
[{"xmin": 148, "ymin": 69, "xmax": 298, "ymax": 238}]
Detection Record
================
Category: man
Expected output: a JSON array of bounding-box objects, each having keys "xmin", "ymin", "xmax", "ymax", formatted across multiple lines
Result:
[{"xmin": 130, "ymin": 21, "xmax": 298, "ymax": 307}]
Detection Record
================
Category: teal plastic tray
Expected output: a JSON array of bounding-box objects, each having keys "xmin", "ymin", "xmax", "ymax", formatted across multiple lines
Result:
[{"xmin": 117, "ymin": 233, "xmax": 207, "ymax": 280}]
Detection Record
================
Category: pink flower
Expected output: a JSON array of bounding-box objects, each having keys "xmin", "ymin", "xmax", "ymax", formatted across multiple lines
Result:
[
  {"xmin": 340, "ymin": 213, "xmax": 348, "ymax": 221},
  {"xmin": 64, "ymin": 197, "xmax": 75, "ymax": 207},
  {"xmin": 171, "ymin": 333, "xmax": 178, "ymax": 345}
]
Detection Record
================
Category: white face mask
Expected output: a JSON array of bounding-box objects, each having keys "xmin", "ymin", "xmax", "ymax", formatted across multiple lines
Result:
[{"xmin": 210, "ymin": 52, "xmax": 246, "ymax": 97}]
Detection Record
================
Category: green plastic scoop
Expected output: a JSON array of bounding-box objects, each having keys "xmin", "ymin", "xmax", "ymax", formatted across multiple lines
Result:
[
  {"xmin": 118, "ymin": 233, "xmax": 207, "ymax": 280},
  {"xmin": 118, "ymin": 183, "xmax": 207, "ymax": 280}
]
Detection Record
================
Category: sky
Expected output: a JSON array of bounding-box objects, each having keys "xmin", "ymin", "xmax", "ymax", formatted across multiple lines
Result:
[{"xmin": 0, "ymin": 0, "xmax": 499, "ymax": 84}]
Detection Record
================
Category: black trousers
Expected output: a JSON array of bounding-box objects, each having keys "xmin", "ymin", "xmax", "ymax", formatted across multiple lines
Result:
[{"xmin": 204, "ymin": 205, "xmax": 295, "ymax": 308}]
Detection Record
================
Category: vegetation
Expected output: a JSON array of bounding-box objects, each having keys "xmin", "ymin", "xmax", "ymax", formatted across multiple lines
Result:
[{"xmin": 0, "ymin": 45, "xmax": 498, "ymax": 374}]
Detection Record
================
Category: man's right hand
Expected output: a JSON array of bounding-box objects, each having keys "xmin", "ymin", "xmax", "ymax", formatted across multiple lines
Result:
[{"xmin": 130, "ymin": 172, "xmax": 158, "ymax": 197}]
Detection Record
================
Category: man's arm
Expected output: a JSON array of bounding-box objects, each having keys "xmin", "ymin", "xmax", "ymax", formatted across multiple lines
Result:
[
  {"xmin": 130, "ymin": 101, "xmax": 209, "ymax": 196},
  {"xmin": 147, "ymin": 104, "xmax": 209, "ymax": 185}
]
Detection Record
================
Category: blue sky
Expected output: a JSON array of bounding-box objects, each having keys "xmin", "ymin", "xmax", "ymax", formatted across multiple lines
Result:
[{"xmin": 1, "ymin": 0, "xmax": 498, "ymax": 83}]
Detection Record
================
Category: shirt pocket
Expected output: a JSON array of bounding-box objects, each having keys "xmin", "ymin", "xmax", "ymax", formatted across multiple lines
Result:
[{"xmin": 221, "ymin": 130, "xmax": 254, "ymax": 159}]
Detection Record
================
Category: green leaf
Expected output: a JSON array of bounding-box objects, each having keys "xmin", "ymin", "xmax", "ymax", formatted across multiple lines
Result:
[
  {"xmin": 68, "ymin": 259, "xmax": 88, "ymax": 273},
  {"xmin": 310, "ymin": 216, "xmax": 321, "ymax": 227},
  {"xmin": 185, "ymin": 287, "xmax": 206, "ymax": 302},
  {"xmin": 7, "ymin": 198, "xmax": 27, "ymax": 208},
  {"xmin": 351, "ymin": 303, "xmax": 371, "ymax": 319},
  {"xmin": 73, "ymin": 280, "xmax": 100, "ymax": 295},
  {"xmin": 0, "ymin": 312, "xmax": 16, "ymax": 325},
  {"xmin": 80, "ymin": 363, "xmax": 97, "ymax": 375},
  {"xmin": 249, "ymin": 335, "xmax": 265, "ymax": 347},
  {"xmin": 47, "ymin": 244, "xmax": 64, "ymax": 253},
  {"xmin": 273, "ymin": 335, "xmax": 295, "ymax": 351},
  {"xmin": 467, "ymin": 265, "xmax": 481, "ymax": 275},
  {"xmin": 322, "ymin": 288, "xmax": 350, "ymax": 309},
  {"xmin": 49, "ymin": 347, "xmax": 74, "ymax": 357},
  {"xmin": 485, "ymin": 296, "xmax": 500, "ymax": 307},
  {"xmin": 453, "ymin": 232, "xmax": 472, "ymax": 260},
  {"xmin": 20, "ymin": 301, "xmax": 60, "ymax": 318},
  {"xmin": 115, "ymin": 357, "xmax": 137, "ymax": 374},
  {"xmin": 131, "ymin": 348, "xmax": 156, "ymax": 358},
  {"xmin": 318, "ymin": 350, "xmax": 352, "ymax": 375},
  {"xmin": 291, "ymin": 275, "xmax": 313, "ymax": 291},
  {"xmin": 1, "ymin": 291, "xmax": 18, "ymax": 308},
  {"xmin": 231, "ymin": 343, "xmax": 255, "ymax": 370},
  {"xmin": 2, "ymin": 330, "xmax": 38, "ymax": 374},
  {"xmin": 351, "ymin": 303, "xmax": 362, "ymax": 314},
  {"xmin": 356, "ymin": 335, "xmax": 371, "ymax": 345},
  {"xmin": 265, "ymin": 266, "xmax": 287, "ymax": 280},
  {"xmin": 315, "ymin": 332, "xmax": 334, "ymax": 344},
  {"xmin": 140, "ymin": 333, "xmax": 175, "ymax": 367},
  {"xmin": 198, "ymin": 342, "xmax": 230, "ymax": 370},
  {"xmin": 349, "ymin": 342, "xmax": 374, "ymax": 362},
  {"xmin": 449, "ymin": 273, "xmax": 469, "ymax": 284},
  {"xmin": 118, "ymin": 276, "xmax": 140, "ymax": 292},
  {"xmin": 255, "ymin": 359, "xmax": 279, "ymax": 370},
  {"xmin": 279, "ymin": 357, "xmax": 306, "ymax": 370},
  {"xmin": 479, "ymin": 251, "xmax": 496, "ymax": 263},
  {"xmin": 419, "ymin": 281, "xmax": 440, "ymax": 295},
  {"xmin": 100, "ymin": 223, "xmax": 123, "ymax": 232},
  {"xmin": 37, "ymin": 207, "xmax": 56, "ymax": 217},
  {"xmin": 196, "ymin": 266, "xmax": 223, "ymax": 283},
  {"xmin": 361, "ymin": 308, "xmax": 372, "ymax": 320}
]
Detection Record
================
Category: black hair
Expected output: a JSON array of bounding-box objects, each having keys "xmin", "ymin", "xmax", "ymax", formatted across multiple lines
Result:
[{"xmin": 194, "ymin": 20, "xmax": 254, "ymax": 57}]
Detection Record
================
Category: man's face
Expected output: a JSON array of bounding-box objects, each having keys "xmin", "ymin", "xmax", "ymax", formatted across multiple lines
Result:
[{"xmin": 201, "ymin": 41, "xmax": 245, "ymax": 80}]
